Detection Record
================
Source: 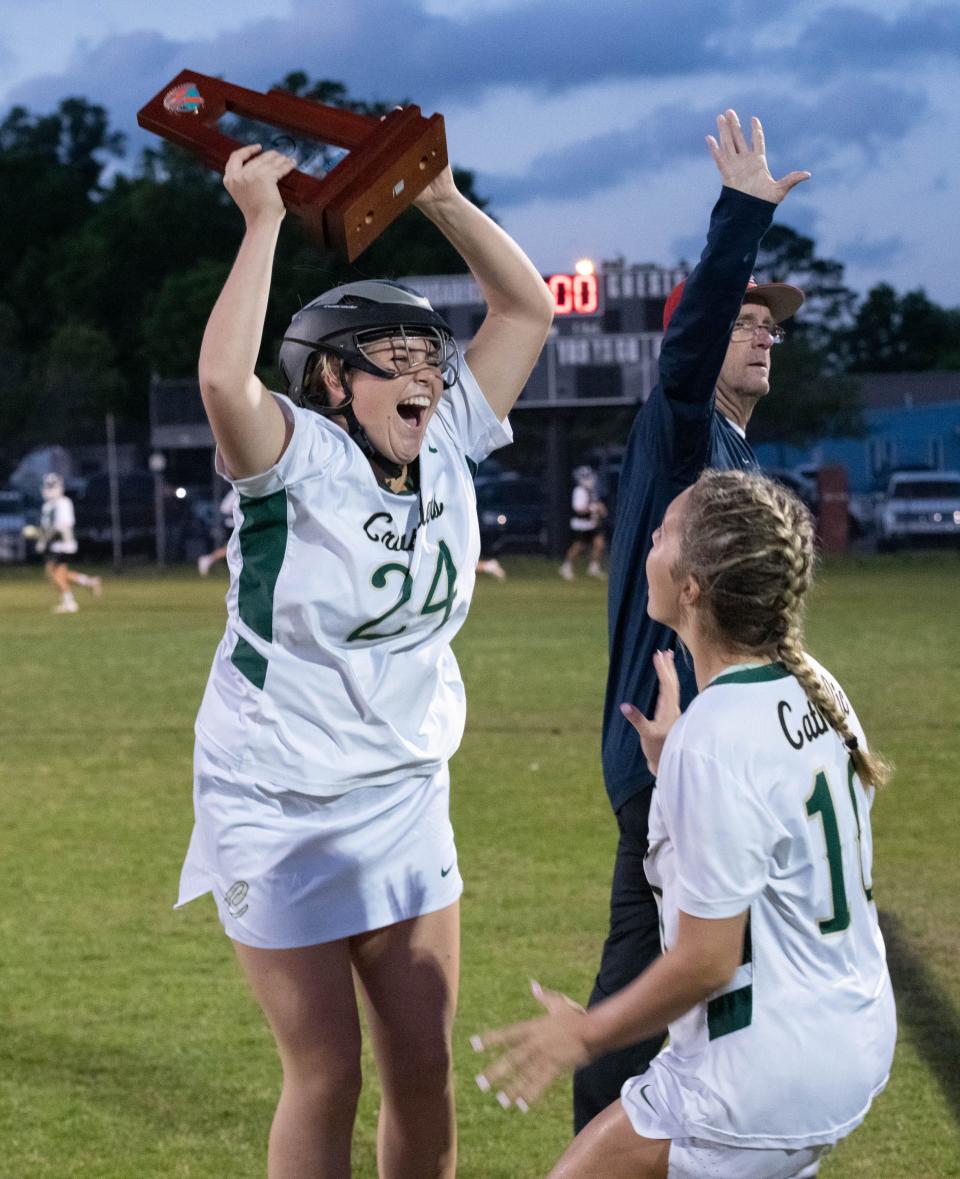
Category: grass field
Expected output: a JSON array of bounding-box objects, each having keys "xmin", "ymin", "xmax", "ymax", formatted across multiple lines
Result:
[{"xmin": 1, "ymin": 554, "xmax": 958, "ymax": 1177}]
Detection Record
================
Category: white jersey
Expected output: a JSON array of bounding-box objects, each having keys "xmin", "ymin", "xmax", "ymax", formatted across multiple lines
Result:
[
  {"xmin": 41, "ymin": 495, "xmax": 77, "ymax": 554},
  {"xmin": 644, "ymin": 658, "xmax": 895, "ymax": 1149},
  {"xmin": 195, "ymin": 361, "xmax": 511, "ymax": 796},
  {"xmin": 570, "ymin": 485, "xmax": 600, "ymax": 531}
]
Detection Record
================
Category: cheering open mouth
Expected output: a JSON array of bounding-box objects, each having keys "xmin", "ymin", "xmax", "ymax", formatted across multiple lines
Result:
[{"xmin": 396, "ymin": 393, "xmax": 432, "ymax": 431}]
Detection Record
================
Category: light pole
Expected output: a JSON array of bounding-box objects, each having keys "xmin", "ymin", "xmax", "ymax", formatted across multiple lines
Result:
[
  {"xmin": 105, "ymin": 413, "xmax": 123, "ymax": 572},
  {"xmin": 149, "ymin": 451, "xmax": 167, "ymax": 568}
]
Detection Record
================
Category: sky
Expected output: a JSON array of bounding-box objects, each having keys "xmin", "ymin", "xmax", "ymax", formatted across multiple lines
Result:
[{"xmin": 2, "ymin": 0, "xmax": 959, "ymax": 305}]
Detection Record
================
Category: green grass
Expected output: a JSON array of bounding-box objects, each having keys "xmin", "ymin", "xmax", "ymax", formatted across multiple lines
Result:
[{"xmin": 1, "ymin": 555, "xmax": 958, "ymax": 1177}]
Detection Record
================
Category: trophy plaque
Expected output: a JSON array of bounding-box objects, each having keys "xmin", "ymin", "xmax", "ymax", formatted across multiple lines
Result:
[{"xmin": 138, "ymin": 70, "xmax": 448, "ymax": 261}]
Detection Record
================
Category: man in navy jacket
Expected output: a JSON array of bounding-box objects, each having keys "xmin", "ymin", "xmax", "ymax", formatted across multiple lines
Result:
[{"xmin": 573, "ymin": 109, "xmax": 810, "ymax": 1133}]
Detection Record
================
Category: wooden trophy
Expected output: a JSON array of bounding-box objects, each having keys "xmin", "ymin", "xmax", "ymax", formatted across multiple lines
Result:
[{"xmin": 137, "ymin": 70, "xmax": 448, "ymax": 261}]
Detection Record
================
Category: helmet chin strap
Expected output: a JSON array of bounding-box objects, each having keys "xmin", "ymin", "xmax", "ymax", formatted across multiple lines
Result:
[{"xmin": 307, "ymin": 362, "xmax": 405, "ymax": 481}]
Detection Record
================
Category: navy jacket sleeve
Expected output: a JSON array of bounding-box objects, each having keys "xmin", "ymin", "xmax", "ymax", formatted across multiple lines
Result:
[
  {"xmin": 600, "ymin": 187, "xmax": 776, "ymax": 812},
  {"xmin": 637, "ymin": 186, "xmax": 776, "ymax": 476}
]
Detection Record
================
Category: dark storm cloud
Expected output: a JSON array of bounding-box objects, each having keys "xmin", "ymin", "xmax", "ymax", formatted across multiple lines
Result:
[
  {"xmin": 4, "ymin": 0, "xmax": 795, "ymax": 135},
  {"xmin": 4, "ymin": 29, "xmax": 185, "ymax": 127},
  {"xmin": 835, "ymin": 234, "xmax": 906, "ymax": 268},
  {"xmin": 0, "ymin": 0, "xmax": 941, "ymax": 205},
  {"xmin": 271, "ymin": 0, "xmax": 796, "ymax": 98},
  {"xmin": 763, "ymin": 199, "xmax": 819, "ymax": 241},
  {"xmin": 790, "ymin": 4, "xmax": 960, "ymax": 73},
  {"xmin": 480, "ymin": 80, "xmax": 929, "ymax": 206},
  {"xmin": 670, "ymin": 232, "xmax": 718, "ymax": 268}
]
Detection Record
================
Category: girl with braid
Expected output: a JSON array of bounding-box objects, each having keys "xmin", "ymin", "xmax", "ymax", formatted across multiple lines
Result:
[{"xmin": 474, "ymin": 469, "xmax": 895, "ymax": 1179}]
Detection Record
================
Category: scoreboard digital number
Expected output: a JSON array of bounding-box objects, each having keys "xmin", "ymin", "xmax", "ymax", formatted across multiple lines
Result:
[{"xmin": 546, "ymin": 272, "xmax": 601, "ymax": 316}]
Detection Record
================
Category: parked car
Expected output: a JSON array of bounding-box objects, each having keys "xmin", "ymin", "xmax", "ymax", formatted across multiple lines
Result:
[
  {"xmin": 77, "ymin": 473, "xmax": 194, "ymax": 560},
  {"xmin": 764, "ymin": 466, "xmax": 870, "ymax": 539},
  {"xmin": 875, "ymin": 470, "xmax": 960, "ymax": 551},
  {"xmin": 0, "ymin": 487, "xmax": 28, "ymax": 562},
  {"xmin": 764, "ymin": 467, "xmax": 818, "ymax": 513},
  {"xmin": 476, "ymin": 474, "xmax": 548, "ymax": 554}
]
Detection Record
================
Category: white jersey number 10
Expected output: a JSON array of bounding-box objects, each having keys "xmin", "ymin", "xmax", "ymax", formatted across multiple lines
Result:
[{"xmin": 805, "ymin": 765, "xmax": 874, "ymax": 936}]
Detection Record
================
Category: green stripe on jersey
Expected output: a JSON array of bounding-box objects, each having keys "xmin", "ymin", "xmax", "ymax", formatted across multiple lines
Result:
[
  {"xmin": 707, "ymin": 912, "xmax": 753, "ymax": 1039},
  {"xmin": 231, "ymin": 489, "xmax": 288, "ymax": 687},
  {"xmin": 710, "ymin": 662, "xmax": 792, "ymax": 687},
  {"xmin": 741, "ymin": 913, "xmax": 753, "ymax": 965},
  {"xmin": 707, "ymin": 983, "xmax": 753, "ymax": 1040},
  {"xmin": 232, "ymin": 635, "xmax": 268, "ymax": 690}
]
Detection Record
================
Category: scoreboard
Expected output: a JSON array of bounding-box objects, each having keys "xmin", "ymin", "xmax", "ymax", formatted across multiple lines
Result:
[{"xmin": 546, "ymin": 272, "xmax": 601, "ymax": 316}]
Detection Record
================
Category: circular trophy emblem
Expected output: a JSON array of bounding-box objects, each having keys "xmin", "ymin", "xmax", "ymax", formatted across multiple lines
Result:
[
  {"xmin": 163, "ymin": 83, "xmax": 205, "ymax": 116},
  {"xmin": 270, "ymin": 135, "xmax": 298, "ymax": 158}
]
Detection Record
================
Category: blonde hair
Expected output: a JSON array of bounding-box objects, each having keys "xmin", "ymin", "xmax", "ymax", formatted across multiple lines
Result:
[
  {"xmin": 677, "ymin": 469, "xmax": 890, "ymax": 789},
  {"xmin": 303, "ymin": 352, "xmax": 343, "ymax": 409}
]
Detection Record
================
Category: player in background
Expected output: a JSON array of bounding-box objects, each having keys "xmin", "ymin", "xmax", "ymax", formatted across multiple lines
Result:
[
  {"xmin": 559, "ymin": 465, "xmax": 607, "ymax": 580},
  {"xmin": 26, "ymin": 473, "xmax": 102, "ymax": 613},
  {"xmin": 473, "ymin": 463, "xmax": 508, "ymax": 581},
  {"xmin": 476, "ymin": 554, "xmax": 507, "ymax": 580},
  {"xmin": 176, "ymin": 140, "xmax": 553, "ymax": 1179},
  {"xmin": 575, "ymin": 110, "xmax": 810, "ymax": 1131},
  {"xmin": 196, "ymin": 486, "xmax": 238, "ymax": 576},
  {"xmin": 474, "ymin": 469, "xmax": 895, "ymax": 1179}
]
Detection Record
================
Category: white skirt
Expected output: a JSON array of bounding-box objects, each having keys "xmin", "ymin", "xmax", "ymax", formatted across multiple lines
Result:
[
  {"xmin": 176, "ymin": 741, "xmax": 462, "ymax": 949},
  {"xmin": 621, "ymin": 1069, "xmax": 832, "ymax": 1179}
]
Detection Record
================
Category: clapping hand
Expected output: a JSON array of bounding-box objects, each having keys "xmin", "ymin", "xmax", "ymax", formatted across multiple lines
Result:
[
  {"xmin": 471, "ymin": 981, "xmax": 591, "ymax": 1112},
  {"xmin": 707, "ymin": 109, "xmax": 810, "ymax": 205},
  {"xmin": 620, "ymin": 649, "xmax": 681, "ymax": 776}
]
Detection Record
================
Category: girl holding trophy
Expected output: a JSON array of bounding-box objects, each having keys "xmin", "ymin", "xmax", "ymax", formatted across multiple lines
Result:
[{"xmin": 177, "ymin": 136, "xmax": 553, "ymax": 1179}]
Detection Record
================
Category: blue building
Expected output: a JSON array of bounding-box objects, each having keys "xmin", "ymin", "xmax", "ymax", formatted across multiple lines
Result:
[{"xmin": 754, "ymin": 372, "xmax": 960, "ymax": 493}]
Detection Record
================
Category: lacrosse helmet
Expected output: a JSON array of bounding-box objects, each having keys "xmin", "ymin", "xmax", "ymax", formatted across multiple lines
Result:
[
  {"xmin": 573, "ymin": 465, "xmax": 596, "ymax": 490},
  {"xmin": 278, "ymin": 279, "xmax": 459, "ymax": 405},
  {"xmin": 278, "ymin": 280, "xmax": 459, "ymax": 478},
  {"xmin": 42, "ymin": 473, "xmax": 64, "ymax": 501}
]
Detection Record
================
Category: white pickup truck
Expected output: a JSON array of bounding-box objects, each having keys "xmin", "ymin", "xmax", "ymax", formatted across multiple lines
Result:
[{"xmin": 875, "ymin": 470, "xmax": 960, "ymax": 551}]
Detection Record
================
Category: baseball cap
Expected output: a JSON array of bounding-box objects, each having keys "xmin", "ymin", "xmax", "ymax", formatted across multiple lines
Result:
[{"xmin": 662, "ymin": 276, "xmax": 805, "ymax": 332}]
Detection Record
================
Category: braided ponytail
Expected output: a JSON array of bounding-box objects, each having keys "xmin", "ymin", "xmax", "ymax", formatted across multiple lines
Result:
[
  {"xmin": 776, "ymin": 626, "xmax": 890, "ymax": 789},
  {"xmin": 679, "ymin": 470, "xmax": 890, "ymax": 789}
]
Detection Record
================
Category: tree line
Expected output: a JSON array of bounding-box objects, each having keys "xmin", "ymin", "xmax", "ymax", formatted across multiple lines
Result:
[{"xmin": 1, "ymin": 75, "xmax": 957, "ymax": 475}]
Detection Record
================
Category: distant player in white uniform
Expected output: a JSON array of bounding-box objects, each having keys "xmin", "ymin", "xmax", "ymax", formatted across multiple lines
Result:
[
  {"xmin": 559, "ymin": 464, "xmax": 607, "ymax": 579},
  {"xmin": 176, "ymin": 141, "xmax": 553, "ymax": 1178},
  {"xmin": 26, "ymin": 473, "xmax": 102, "ymax": 613},
  {"xmin": 475, "ymin": 469, "xmax": 895, "ymax": 1179},
  {"xmin": 196, "ymin": 486, "xmax": 238, "ymax": 576}
]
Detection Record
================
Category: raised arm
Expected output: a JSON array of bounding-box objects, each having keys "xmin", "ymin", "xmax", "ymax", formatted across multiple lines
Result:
[
  {"xmin": 413, "ymin": 168, "xmax": 555, "ymax": 420},
  {"xmin": 659, "ymin": 110, "xmax": 809, "ymax": 405},
  {"xmin": 197, "ymin": 145, "xmax": 298, "ymax": 478}
]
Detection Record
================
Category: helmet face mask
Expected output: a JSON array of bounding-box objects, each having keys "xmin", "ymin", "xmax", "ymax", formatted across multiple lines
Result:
[{"xmin": 353, "ymin": 324, "xmax": 458, "ymax": 384}]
